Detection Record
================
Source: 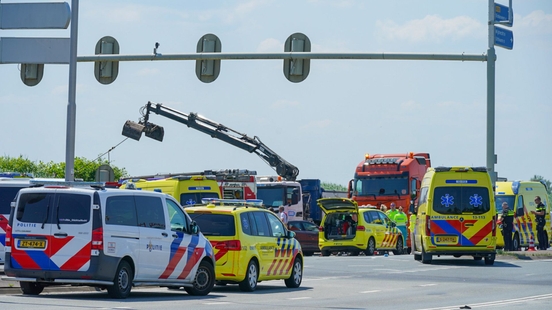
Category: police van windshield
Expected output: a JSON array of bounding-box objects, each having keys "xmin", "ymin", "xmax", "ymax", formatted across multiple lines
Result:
[{"xmin": 432, "ymin": 187, "xmax": 491, "ymax": 215}]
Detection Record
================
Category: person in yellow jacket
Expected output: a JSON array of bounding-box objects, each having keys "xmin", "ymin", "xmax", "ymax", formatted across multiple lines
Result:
[
  {"xmin": 409, "ymin": 203, "xmax": 417, "ymax": 255},
  {"xmin": 393, "ymin": 206, "xmax": 408, "ymax": 248},
  {"xmin": 386, "ymin": 202, "xmax": 398, "ymax": 220}
]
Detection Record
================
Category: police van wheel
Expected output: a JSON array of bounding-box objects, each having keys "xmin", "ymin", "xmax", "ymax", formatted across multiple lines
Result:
[
  {"xmin": 364, "ymin": 238, "xmax": 376, "ymax": 256},
  {"xmin": 321, "ymin": 250, "xmax": 331, "ymax": 257},
  {"xmin": 107, "ymin": 261, "xmax": 133, "ymax": 299},
  {"xmin": 285, "ymin": 257, "xmax": 303, "ymax": 288},
  {"xmin": 185, "ymin": 260, "xmax": 215, "ymax": 296},
  {"xmin": 239, "ymin": 260, "xmax": 258, "ymax": 292},
  {"xmin": 20, "ymin": 282, "xmax": 44, "ymax": 295}
]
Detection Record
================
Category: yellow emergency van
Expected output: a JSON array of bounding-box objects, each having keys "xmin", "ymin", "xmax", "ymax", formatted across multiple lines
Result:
[
  {"xmin": 120, "ymin": 175, "xmax": 220, "ymax": 206},
  {"xmin": 495, "ymin": 180, "xmax": 550, "ymax": 250},
  {"xmin": 186, "ymin": 199, "xmax": 303, "ymax": 292},
  {"xmin": 413, "ymin": 167, "xmax": 497, "ymax": 265}
]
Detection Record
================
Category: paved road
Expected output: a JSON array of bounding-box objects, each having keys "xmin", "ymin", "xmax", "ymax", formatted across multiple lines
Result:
[{"xmin": 1, "ymin": 251, "xmax": 551, "ymax": 310}]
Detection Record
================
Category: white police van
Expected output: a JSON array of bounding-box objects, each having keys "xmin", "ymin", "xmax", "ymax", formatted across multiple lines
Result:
[
  {"xmin": 0, "ymin": 177, "xmax": 32, "ymax": 265},
  {"xmin": 2, "ymin": 180, "xmax": 215, "ymax": 298}
]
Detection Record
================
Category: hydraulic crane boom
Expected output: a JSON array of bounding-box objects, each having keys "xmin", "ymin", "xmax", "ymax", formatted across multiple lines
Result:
[{"xmin": 126, "ymin": 101, "xmax": 299, "ymax": 181}]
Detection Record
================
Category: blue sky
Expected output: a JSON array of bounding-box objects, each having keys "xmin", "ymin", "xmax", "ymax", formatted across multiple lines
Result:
[{"xmin": 1, "ymin": 0, "xmax": 551, "ymax": 186}]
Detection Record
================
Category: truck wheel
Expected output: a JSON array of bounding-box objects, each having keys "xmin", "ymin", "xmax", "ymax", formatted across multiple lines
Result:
[
  {"xmin": 107, "ymin": 260, "xmax": 133, "ymax": 299},
  {"xmin": 185, "ymin": 260, "xmax": 215, "ymax": 296},
  {"xmin": 239, "ymin": 260, "xmax": 258, "ymax": 292},
  {"xmin": 284, "ymin": 257, "xmax": 303, "ymax": 288},
  {"xmin": 20, "ymin": 282, "xmax": 44, "ymax": 295},
  {"xmin": 321, "ymin": 250, "xmax": 331, "ymax": 257},
  {"xmin": 364, "ymin": 238, "xmax": 376, "ymax": 256},
  {"xmin": 421, "ymin": 244, "xmax": 432, "ymax": 264}
]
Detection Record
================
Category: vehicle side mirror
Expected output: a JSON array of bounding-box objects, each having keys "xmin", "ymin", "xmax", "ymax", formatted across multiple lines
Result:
[
  {"xmin": 288, "ymin": 231, "xmax": 296, "ymax": 239},
  {"xmin": 190, "ymin": 221, "xmax": 200, "ymax": 235}
]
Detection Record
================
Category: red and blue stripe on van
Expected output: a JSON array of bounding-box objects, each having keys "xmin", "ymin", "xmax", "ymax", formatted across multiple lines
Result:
[
  {"xmin": 159, "ymin": 232, "xmax": 213, "ymax": 279},
  {"xmin": 10, "ymin": 233, "xmax": 91, "ymax": 271},
  {"xmin": 430, "ymin": 218, "xmax": 493, "ymax": 246}
]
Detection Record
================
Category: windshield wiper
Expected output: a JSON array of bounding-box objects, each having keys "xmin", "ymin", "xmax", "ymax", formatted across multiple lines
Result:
[{"xmin": 41, "ymin": 202, "xmax": 50, "ymax": 229}]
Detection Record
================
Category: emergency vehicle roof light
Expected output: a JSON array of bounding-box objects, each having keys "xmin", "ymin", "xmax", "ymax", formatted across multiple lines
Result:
[
  {"xmin": 365, "ymin": 153, "xmax": 370, "ymax": 160},
  {"xmin": 409, "ymin": 152, "xmax": 414, "ymax": 159}
]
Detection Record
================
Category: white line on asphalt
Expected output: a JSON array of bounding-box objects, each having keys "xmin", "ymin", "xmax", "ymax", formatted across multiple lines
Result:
[
  {"xmin": 288, "ymin": 297, "xmax": 312, "ymax": 300},
  {"xmin": 203, "ymin": 302, "xmax": 233, "ymax": 305},
  {"xmin": 418, "ymin": 283, "xmax": 437, "ymax": 287},
  {"xmin": 415, "ymin": 293, "xmax": 552, "ymax": 310},
  {"xmin": 360, "ymin": 290, "xmax": 381, "ymax": 294}
]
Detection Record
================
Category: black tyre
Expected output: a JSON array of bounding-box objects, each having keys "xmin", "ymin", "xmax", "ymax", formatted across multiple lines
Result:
[
  {"xmin": 512, "ymin": 233, "xmax": 520, "ymax": 251},
  {"xmin": 421, "ymin": 245, "xmax": 432, "ymax": 264},
  {"xmin": 185, "ymin": 260, "xmax": 215, "ymax": 296},
  {"xmin": 364, "ymin": 238, "xmax": 376, "ymax": 256},
  {"xmin": 239, "ymin": 260, "xmax": 258, "ymax": 292},
  {"xmin": 473, "ymin": 256, "xmax": 483, "ymax": 261},
  {"xmin": 484, "ymin": 254, "xmax": 495, "ymax": 265},
  {"xmin": 284, "ymin": 257, "xmax": 303, "ymax": 288},
  {"xmin": 321, "ymin": 250, "xmax": 331, "ymax": 257},
  {"xmin": 304, "ymin": 251, "xmax": 314, "ymax": 257},
  {"xmin": 107, "ymin": 260, "xmax": 133, "ymax": 299},
  {"xmin": 392, "ymin": 237, "xmax": 404, "ymax": 255},
  {"xmin": 20, "ymin": 282, "xmax": 44, "ymax": 295}
]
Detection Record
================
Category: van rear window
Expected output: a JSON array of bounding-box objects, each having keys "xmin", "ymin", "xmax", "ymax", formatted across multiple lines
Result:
[
  {"xmin": 0, "ymin": 187, "xmax": 25, "ymax": 214},
  {"xmin": 189, "ymin": 213, "xmax": 235, "ymax": 236},
  {"xmin": 17, "ymin": 193, "xmax": 91, "ymax": 224},
  {"xmin": 432, "ymin": 187, "xmax": 491, "ymax": 215}
]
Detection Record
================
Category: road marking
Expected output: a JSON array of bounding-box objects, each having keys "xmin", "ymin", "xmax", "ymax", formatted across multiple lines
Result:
[
  {"xmin": 415, "ymin": 293, "xmax": 552, "ymax": 310},
  {"xmin": 203, "ymin": 302, "xmax": 233, "ymax": 305},
  {"xmin": 288, "ymin": 297, "xmax": 312, "ymax": 300},
  {"xmin": 360, "ymin": 290, "xmax": 381, "ymax": 294},
  {"xmin": 418, "ymin": 283, "xmax": 437, "ymax": 287}
]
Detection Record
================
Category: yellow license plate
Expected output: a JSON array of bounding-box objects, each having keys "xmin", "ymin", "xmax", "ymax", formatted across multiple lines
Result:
[
  {"xmin": 18, "ymin": 239, "xmax": 46, "ymax": 249},
  {"xmin": 435, "ymin": 236, "xmax": 457, "ymax": 244}
]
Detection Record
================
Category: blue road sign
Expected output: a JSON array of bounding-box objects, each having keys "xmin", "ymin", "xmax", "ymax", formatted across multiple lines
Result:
[
  {"xmin": 495, "ymin": 3, "xmax": 513, "ymax": 27},
  {"xmin": 494, "ymin": 26, "xmax": 513, "ymax": 50}
]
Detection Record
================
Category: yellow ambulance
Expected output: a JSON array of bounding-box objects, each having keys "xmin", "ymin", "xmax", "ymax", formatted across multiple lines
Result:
[
  {"xmin": 121, "ymin": 175, "xmax": 220, "ymax": 206},
  {"xmin": 413, "ymin": 166, "xmax": 497, "ymax": 265},
  {"xmin": 495, "ymin": 180, "xmax": 550, "ymax": 250}
]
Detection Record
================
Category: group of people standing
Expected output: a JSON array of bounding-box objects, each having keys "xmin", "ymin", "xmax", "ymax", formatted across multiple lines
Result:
[
  {"xmin": 381, "ymin": 202, "xmax": 410, "ymax": 248},
  {"xmin": 499, "ymin": 195, "xmax": 547, "ymax": 251}
]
